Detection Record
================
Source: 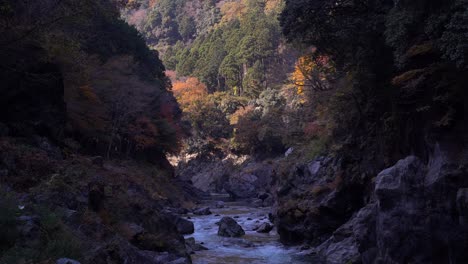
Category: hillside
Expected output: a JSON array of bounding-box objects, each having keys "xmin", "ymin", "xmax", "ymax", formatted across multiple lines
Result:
[{"xmin": 0, "ymin": 0, "xmax": 197, "ymax": 263}]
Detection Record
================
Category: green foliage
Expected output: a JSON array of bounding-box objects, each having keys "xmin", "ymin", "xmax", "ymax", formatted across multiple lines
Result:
[
  {"xmin": 178, "ymin": 16, "xmax": 196, "ymax": 40},
  {"xmin": 128, "ymin": 0, "xmax": 284, "ymax": 96},
  {"xmin": 256, "ymin": 88, "xmax": 285, "ymax": 116},
  {"xmin": 243, "ymin": 61, "xmax": 266, "ymax": 97}
]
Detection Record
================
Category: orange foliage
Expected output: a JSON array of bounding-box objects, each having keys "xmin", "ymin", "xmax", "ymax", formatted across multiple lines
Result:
[{"xmin": 172, "ymin": 77, "xmax": 208, "ymax": 112}]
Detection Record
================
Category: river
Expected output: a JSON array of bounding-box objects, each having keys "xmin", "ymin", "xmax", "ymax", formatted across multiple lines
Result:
[{"xmin": 183, "ymin": 196, "xmax": 312, "ymax": 264}]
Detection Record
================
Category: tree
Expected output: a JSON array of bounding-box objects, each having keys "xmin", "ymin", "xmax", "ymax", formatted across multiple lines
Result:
[{"xmin": 292, "ymin": 53, "xmax": 337, "ymax": 93}]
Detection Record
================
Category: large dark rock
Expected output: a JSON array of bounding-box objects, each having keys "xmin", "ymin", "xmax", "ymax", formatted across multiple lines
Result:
[
  {"xmin": 175, "ymin": 218, "xmax": 194, "ymax": 235},
  {"xmin": 256, "ymin": 222, "xmax": 274, "ymax": 233},
  {"xmin": 217, "ymin": 217, "xmax": 245, "ymax": 237}
]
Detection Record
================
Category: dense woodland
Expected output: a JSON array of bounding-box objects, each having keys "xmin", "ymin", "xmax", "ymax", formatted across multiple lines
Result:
[{"xmin": 0, "ymin": 0, "xmax": 467, "ymax": 263}]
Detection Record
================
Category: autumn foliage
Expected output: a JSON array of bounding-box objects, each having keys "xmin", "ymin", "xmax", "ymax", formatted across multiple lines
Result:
[
  {"xmin": 172, "ymin": 77, "xmax": 208, "ymax": 112},
  {"xmin": 292, "ymin": 53, "xmax": 336, "ymax": 94}
]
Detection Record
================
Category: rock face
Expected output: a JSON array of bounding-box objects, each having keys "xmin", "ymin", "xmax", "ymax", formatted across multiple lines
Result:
[
  {"xmin": 176, "ymin": 155, "xmax": 239, "ymax": 192},
  {"xmin": 176, "ymin": 155, "xmax": 275, "ymax": 199},
  {"xmin": 276, "ymin": 156, "xmax": 364, "ymax": 245},
  {"xmin": 310, "ymin": 204, "xmax": 377, "ymax": 264},
  {"xmin": 224, "ymin": 162, "xmax": 276, "ymax": 198},
  {"xmin": 372, "ymin": 151, "xmax": 468, "ymax": 263},
  {"xmin": 374, "ymin": 156, "xmax": 428, "ymax": 263},
  {"xmin": 217, "ymin": 217, "xmax": 245, "ymax": 237},
  {"xmin": 284, "ymin": 146, "xmax": 468, "ymax": 263}
]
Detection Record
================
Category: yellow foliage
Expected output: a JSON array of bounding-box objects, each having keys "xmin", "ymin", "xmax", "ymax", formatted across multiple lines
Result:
[
  {"xmin": 172, "ymin": 77, "xmax": 208, "ymax": 112},
  {"xmin": 265, "ymin": 0, "xmax": 284, "ymax": 14},
  {"xmin": 220, "ymin": 1, "xmax": 247, "ymax": 24},
  {"xmin": 291, "ymin": 53, "xmax": 335, "ymax": 95}
]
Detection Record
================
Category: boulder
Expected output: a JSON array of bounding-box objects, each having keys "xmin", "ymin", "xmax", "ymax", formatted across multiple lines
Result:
[
  {"xmin": 217, "ymin": 217, "xmax": 245, "ymax": 237},
  {"xmin": 256, "ymin": 223, "xmax": 274, "ymax": 233},
  {"xmin": 193, "ymin": 207, "xmax": 212, "ymax": 215},
  {"xmin": 175, "ymin": 218, "xmax": 194, "ymax": 235},
  {"xmin": 185, "ymin": 237, "xmax": 208, "ymax": 253},
  {"xmin": 215, "ymin": 201, "xmax": 225, "ymax": 208}
]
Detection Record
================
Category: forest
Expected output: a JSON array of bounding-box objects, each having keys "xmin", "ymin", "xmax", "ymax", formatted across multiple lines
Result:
[{"xmin": 0, "ymin": 0, "xmax": 467, "ymax": 263}]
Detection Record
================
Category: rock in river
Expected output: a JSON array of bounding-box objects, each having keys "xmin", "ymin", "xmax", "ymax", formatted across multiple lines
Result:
[
  {"xmin": 176, "ymin": 217, "xmax": 194, "ymax": 235},
  {"xmin": 217, "ymin": 217, "xmax": 245, "ymax": 237},
  {"xmin": 256, "ymin": 222, "xmax": 274, "ymax": 233}
]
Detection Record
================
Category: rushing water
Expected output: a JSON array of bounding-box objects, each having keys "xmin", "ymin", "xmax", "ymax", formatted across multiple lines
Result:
[{"xmin": 184, "ymin": 197, "xmax": 312, "ymax": 264}]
